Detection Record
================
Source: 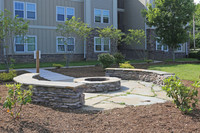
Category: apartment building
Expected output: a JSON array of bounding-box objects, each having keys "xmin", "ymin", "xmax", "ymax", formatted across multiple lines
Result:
[
  {"xmin": 0, "ymin": 0, "xmax": 189, "ymax": 63},
  {"xmin": 0, "ymin": 0, "xmax": 118, "ymax": 63},
  {"xmin": 118, "ymin": 0, "xmax": 189, "ymax": 60}
]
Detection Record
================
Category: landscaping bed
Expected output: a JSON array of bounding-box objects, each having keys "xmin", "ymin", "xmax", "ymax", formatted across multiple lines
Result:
[{"xmin": 0, "ymin": 84, "xmax": 200, "ymax": 132}]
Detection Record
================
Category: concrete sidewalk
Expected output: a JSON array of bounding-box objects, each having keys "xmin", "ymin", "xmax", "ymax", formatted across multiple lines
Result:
[{"xmin": 24, "ymin": 68, "xmax": 74, "ymax": 82}]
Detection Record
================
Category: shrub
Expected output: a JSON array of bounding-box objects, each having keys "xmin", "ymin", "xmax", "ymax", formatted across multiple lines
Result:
[
  {"xmin": 98, "ymin": 53, "xmax": 115, "ymax": 68},
  {"xmin": 53, "ymin": 64, "xmax": 64, "ymax": 69},
  {"xmin": 3, "ymin": 84, "xmax": 32, "ymax": 119},
  {"xmin": 162, "ymin": 76, "xmax": 199, "ymax": 113},
  {"xmin": 119, "ymin": 61, "xmax": 135, "ymax": 69},
  {"xmin": 145, "ymin": 59, "xmax": 153, "ymax": 64},
  {"xmin": 114, "ymin": 52, "xmax": 125, "ymax": 64},
  {"xmin": 0, "ymin": 70, "xmax": 17, "ymax": 82},
  {"xmin": 197, "ymin": 51, "xmax": 200, "ymax": 60}
]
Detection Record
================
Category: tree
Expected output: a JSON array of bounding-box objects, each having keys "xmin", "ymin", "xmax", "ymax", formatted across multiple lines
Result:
[
  {"xmin": 56, "ymin": 17, "xmax": 92, "ymax": 67},
  {"xmin": 0, "ymin": 10, "xmax": 29, "ymax": 72},
  {"xmin": 97, "ymin": 25, "xmax": 124, "ymax": 53},
  {"xmin": 123, "ymin": 29, "xmax": 146, "ymax": 59},
  {"xmin": 142, "ymin": 0, "xmax": 195, "ymax": 61}
]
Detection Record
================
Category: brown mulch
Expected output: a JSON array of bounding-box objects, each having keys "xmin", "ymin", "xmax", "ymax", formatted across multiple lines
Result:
[
  {"xmin": 0, "ymin": 67, "xmax": 200, "ymax": 132},
  {"xmin": 0, "ymin": 83, "xmax": 200, "ymax": 132}
]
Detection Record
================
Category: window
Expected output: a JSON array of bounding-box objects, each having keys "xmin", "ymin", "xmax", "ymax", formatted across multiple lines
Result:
[
  {"xmin": 57, "ymin": 7, "xmax": 65, "ymax": 21},
  {"xmin": 15, "ymin": 35, "xmax": 36, "ymax": 52},
  {"xmin": 67, "ymin": 8, "xmax": 75, "ymax": 20},
  {"xmin": 26, "ymin": 3, "xmax": 36, "ymax": 19},
  {"xmin": 14, "ymin": 1, "xmax": 24, "ymax": 18},
  {"xmin": 27, "ymin": 36, "xmax": 36, "ymax": 52},
  {"xmin": 94, "ymin": 37, "xmax": 110, "ymax": 52},
  {"xmin": 14, "ymin": 1, "xmax": 36, "ymax": 20},
  {"xmin": 15, "ymin": 36, "xmax": 25, "ymax": 52},
  {"xmin": 103, "ymin": 10, "xmax": 109, "ymax": 23},
  {"xmin": 95, "ymin": 9, "xmax": 101, "ymax": 23},
  {"xmin": 56, "ymin": 7, "xmax": 75, "ymax": 21},
  {"xmin": 94, "ymin": 9, "xmax": 110, "ymax": 23},
  {"xmin": 57, "ymin": 37, "xmax": 75, "ymax": 52},
  {"xmin": 156, "ymin": 41, "xmax": 168, "ymax": 52},
  {"xmin": 176, "ymin": 44, "xmax": 183, "ymax": 52}
]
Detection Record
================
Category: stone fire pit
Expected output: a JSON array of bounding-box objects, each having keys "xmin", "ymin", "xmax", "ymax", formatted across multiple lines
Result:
[{"xmin": 74, "ymin": 77, "xmax": 121, "ymax": 93}]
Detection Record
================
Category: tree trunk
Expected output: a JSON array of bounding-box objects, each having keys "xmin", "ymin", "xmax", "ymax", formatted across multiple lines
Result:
[
  {"xmin": 65, "ymin": 54, "xmax": 70, "ymax": 68},
  {"xmin": 172, "ymin": 48, "xmax": 175, "ymax": 62}
]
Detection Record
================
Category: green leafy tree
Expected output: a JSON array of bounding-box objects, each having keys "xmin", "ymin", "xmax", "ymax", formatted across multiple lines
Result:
[
  {"xmin": 142, "ymin": 0, "xmax": 195, "ymax": 61},
  {"xmin": 0, "ymin": 10, "xmax": 29, "ymax": 72},
  {"xmin": 123, "ymin": 29, "xmax": 146, "ymax": 59},
  {"xmin": 97, "ymin": 25, "xmax": 125, "ymax": 53},
  {"xmin": 56, "ymin": 17, "xmax": 92, "ymax": 67}
]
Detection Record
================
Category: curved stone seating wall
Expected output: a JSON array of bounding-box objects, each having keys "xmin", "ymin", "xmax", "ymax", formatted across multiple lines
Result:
[
  {"xmin": 74, "ymin": 77, "xmax": 121, "ymax": 93},
  {"xmin": 106, "ymin": 68, "xmax": 175, "ymax": 85},
  {"xmin": 14, "ymin": 73, "xmax": 85, "ymax": 108}
]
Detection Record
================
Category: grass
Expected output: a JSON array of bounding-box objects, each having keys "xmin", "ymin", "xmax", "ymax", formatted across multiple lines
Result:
[
  {"xmin": 0, "ymin": 60, "xmax": 147, "ymax": 70},
  {"xmin": 165, "ymin": 58, "xmax": 199, "ymax": 62},
  {"xmin": 149, "ymin": 64, "xmax": 200, "ymax": 81},
  {"xmin": 0, "ymin": 60, "xmax": 99, "ymax": 70}
]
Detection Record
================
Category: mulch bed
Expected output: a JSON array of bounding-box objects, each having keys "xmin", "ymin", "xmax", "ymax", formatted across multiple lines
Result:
[{"xmin": 0, "ymin": 67, "xmax": 200, "ymax": 132}]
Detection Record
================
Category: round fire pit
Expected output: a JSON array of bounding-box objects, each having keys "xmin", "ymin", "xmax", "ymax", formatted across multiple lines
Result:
[{"xmin": 74, "ymin": 77, "xmax": 121, "ymax": 93}]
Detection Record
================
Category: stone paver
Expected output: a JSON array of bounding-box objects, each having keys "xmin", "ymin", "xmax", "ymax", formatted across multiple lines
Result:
[{"xmin": 83, "ymin": 80, "xmax": 170, "ymax": 111}]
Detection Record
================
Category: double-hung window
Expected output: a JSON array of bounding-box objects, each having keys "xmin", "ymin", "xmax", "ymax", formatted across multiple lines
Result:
[
  {"xmin": 156, "ymin": 41, "xmax": 168, "ymax": 52},
  {"xmin": 57, "ymin": 37, "xmax": 75, "ymax": 52},
  {"xmin": 15, "ymin": 36, "xmax": 25, "ymax": 52},
  {"xmin": 67, "ymin": 8, "xmax": 75, "ymax": 20},
  {"xmin": 15, "ymin": 35, "xmax": 37, "ymax": 52},
  {"xmin": 56, "ymin": 7, "xmax": 75, "ymax": 21},
  {"xmin": 26, "ymin": 3, "xmax": 36, "ymax": 19},
  {"xmin": 14, "ymin": 1, "xmax": 36, "ymax": 20},
  {"xmin": 176, "ymin": 44, "xmax": 183, "ymax": 52},
  {"xmin": 57, "ymin": 7, "xmax": 65, "ymax": 21},
  {"xmin": 94, "ymin": 37, "xmax": 110, "ymax": 52},
  {"xmin": 94, "ymin": 9, "xmax": 110, "ymax": 23},
  {"xmin": 14, "ymin": 1, "xmax": 24, "ymax": 18}
]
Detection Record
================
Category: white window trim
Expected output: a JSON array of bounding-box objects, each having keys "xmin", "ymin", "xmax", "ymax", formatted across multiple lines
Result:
[
  {"xmin": 56, "ymin": 6, "xmax": 75, "ymax": 22},
  {"xmin": 14, "ymin": 35, "xmax": 37, "ymax": 53},
  {"xmin": 94, "ymin": 8, "xmax": 110, "ymax": 24},
  {"xmin": 94, "ymin": 37, "xmax": 110, "ymax": 53},
  {"xmin": 156, "ymin": 41, "xmax": 168, "ymax": 52},
  {"xmin": 56, "ymin": 36, "xmax": 75, "ymax": 53},
  {"xmin": 176, "ymin": 44, "xmax": 183, "ymax": 52},
  {"xmin": 56, "ymin": 6, "xmax": 65, "ymax": 22},
  {"xmin": 26, "ymin": 35, "xmax": 37, "ymax": 52},
  {"xmin": 66, "ymin": 7, "xmax": 75, "ymax": 20},
  {"xmin": 14, "ymin": 1, "xmax": 25, "ymax": 19},
  {"xmin": 26, "ymin": 2, "xmax": 37, "ymax": 20}
]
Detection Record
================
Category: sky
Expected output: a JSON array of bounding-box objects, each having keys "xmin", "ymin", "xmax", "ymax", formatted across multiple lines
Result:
[{"xmin": 194, "ymin": 0, "xmax": 200, "ymax": 4}]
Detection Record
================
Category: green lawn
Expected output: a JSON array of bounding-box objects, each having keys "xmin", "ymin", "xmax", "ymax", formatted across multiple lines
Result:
[
  {"xmin": 0, "ymin": 60, "xmax": 99, "ymax": 70},
  {"xmin": 165, "ymin": 58, "xmax": 199, "ymax": 62},
  {"xmin": 149, "ymin": 64, "xmax": 200, "ymax": 81}
]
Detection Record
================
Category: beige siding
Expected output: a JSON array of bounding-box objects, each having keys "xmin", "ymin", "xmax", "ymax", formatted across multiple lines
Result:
[
  {"xmin": 4, "ymin": 0, "xmax": 84, "ymax": 55},
  {"xmin": 4, "ymin": 0, "xmax": 84, "ymax": 26}
]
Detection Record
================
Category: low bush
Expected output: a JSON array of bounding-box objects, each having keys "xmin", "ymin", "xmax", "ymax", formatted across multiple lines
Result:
[
  {"xmin": 189, "ymin": 50, "xmax": 200, "ymax": 59},
  {"xmin": 162, "ymin": 76, "xmax": 200, "ymax": 113},
  {"xmin": 53, "ymin": 64, "xmax": 64, "ymax": 69},
  {"xmin": 119, "ymin": 61, "xmax": 135, "ymax": 69},
  {"xmin": 0, "ymin": 70, "xmax": 17, "ymax": 82},
  {"xmin": 3, "ymin": 84, "xmax": 32, "ymax": 120},
  {"xmin": 114, "ymin": 52, "xmax": 125, "ymax": 64},
  {"xmin": 98, "ymin": 53, "xmax": 115, "ymax": 68},
  {"xmin": 145, "ymin": 59, "xmax": 153, "ymax": 64}
]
